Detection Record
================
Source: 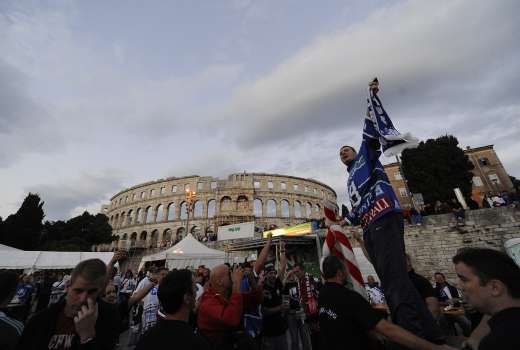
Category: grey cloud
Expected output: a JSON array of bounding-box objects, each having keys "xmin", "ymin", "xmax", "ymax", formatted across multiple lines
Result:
[
  {"xmin": 0, "ymin": 59, "xmax": 64, "ymax": 167},
  {"xmin": 26, "ymin": 172, "xmax": 124, "ymax": 221},
  {"xmin": 221, "ymin": 0, "xmax": 520, "ymax": 150}
]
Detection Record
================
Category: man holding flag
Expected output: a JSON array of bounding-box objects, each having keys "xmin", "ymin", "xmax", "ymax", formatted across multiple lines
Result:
[{"xmin": 337, "ymin": 78, "xmax": 444, "ymax": 344}]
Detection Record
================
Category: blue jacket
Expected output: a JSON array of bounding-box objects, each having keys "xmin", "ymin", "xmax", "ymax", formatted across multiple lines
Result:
[{"xmin": 345, "ymin": 118, "xmax": 401, "ymax": 229}]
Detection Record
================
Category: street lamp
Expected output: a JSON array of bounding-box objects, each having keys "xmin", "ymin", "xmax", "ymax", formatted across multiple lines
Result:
[{"xmin": 185, "ymin": 188, "xmax": 197, "ymax": 238}]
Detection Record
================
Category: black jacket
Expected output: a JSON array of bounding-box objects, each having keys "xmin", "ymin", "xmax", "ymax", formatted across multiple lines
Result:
[{"xmin": 17, "ymin": 298, "xmax": 119, "ymax": 350}]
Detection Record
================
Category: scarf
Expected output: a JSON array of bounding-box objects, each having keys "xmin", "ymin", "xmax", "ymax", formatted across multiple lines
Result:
[{"xmin": 366, "ymin": 80, "xmax": 419, "ymax": 157}]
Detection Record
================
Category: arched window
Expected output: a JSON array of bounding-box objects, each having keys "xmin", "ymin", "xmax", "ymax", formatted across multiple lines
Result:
[
  {"xmin": 130, "ymin": 232, "xmax": 137, "ymax": 240},
  {"xmin": 120, "ymin": 212, "xmax": 126, "ymax": 227},
  {"xmin": 281, "ymin": 200, "xmax": 290, "ymax": 218},
  {"xmin": 314, "ymin": 203, "xmax": 321, "ymax": 215},
  {"xmin": 306, "ymin": 202, "xmax": 312, "ymax": 218},
  {"xmin": 180, "ymin": 202, "xmax": 188, "ymax": 220},
  {"xmin": 167, "ymin": 203, "xmax": 176, "ymax": 221},
  {"xmin": 206, "ymin": 225, "xmax": 214, "ymax": 234},
  {"xmin": 267, "ymin": 199, "xmax": 276, "ymax": 217},
  {"xmin": 254, "ymin": 199, "xmax": 263, "ymax": 217},
  {"xmin": 122, "ymin": 233, "xmax": 128, "ymax": 240},
  {"xmin": 220, "ymin": 196, "xmax": 232, "ymax": 211},
  {"xmin": 294, "ymin": 201, "xmax": 302, "ymax": 218},
  {"xmin": 207, "ymin": 200, "xmax": 216, "ymax": 218},
  {"xmin": 156, "ymin": 204, "xmax": 164, "ymax": 222},
  {"xmin": 136, "ymin": 208, "xmax": 142, "ymax": 223},
  {"xmin": 237, "ymin": 195, "xmax": 248, "ymax": 210},
  {"xmin": 163, "ymin": 229, "xmax": 172, "ymax": 242},
  {"xmin": 140, "ymin": 231, "xmax": 147, "ymax": 241},
  {"xmin": 176, "ymin": 227, "xmax": 186, "ymax": 240},
  {"xmin": 151, "ymin": 230, "xmax": 159, "ymax": 247},
  {"xmin": 191, "ymin": 226, "xmax": 201, "ymax": 236},
  {"xmin": 114, "ymin": 214, "xmax": 119, "ymax": 228},
  {"xmin": 193, "ymin": 201, "xmax": 203, "ymax": 218},
  {"xmin": 145, "ymin": 206, "xmax": 153, "ymax": 223},
  {"xmin": 127, "ymin": 210, "xmax": 133, "ymax": 226}
]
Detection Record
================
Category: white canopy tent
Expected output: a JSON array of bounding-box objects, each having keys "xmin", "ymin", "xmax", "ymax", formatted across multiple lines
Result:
[
  {"xmin": 139, "ymin": 234, "xmax": 226, "ymax": 270},
  {"xmin": 0, "ymin": 247, "xmax": 114, "ymax": 270}
]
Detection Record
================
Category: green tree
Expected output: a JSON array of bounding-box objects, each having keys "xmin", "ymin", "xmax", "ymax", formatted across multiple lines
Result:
[
  {"xmin": 401, "ymin": 135, "xmax": 474, "ymax": 205},
  {"xmin": 40, "ymin": 211, "xmax": 114, "ymax": 251},
  {"xmin": 1, "ymin": 193, "xmax": 45, "ymax": 250}
]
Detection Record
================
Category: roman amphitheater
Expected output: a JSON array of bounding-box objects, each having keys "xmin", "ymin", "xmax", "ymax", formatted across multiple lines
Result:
[{"xmin": 103, "ymin": 172, "xmax": 336, "ymax": 250}]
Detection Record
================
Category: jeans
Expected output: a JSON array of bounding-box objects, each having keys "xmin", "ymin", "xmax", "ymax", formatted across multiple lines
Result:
[
  {"xmin": 286, "ymin": 311, "xmax": 312, "ymax": 350},
  {"xmin": 261, "ymin": 332, "xmax": 288, "ymax": 350},
  {"xmin": 363, "ymin": 212, "xmax": 444, "ymax": 344}
]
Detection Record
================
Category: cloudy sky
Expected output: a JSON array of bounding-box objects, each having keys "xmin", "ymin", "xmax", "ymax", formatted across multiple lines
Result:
[{"xmin": 1, "ymin": 0, "xmax": 519, "ymax": 221}]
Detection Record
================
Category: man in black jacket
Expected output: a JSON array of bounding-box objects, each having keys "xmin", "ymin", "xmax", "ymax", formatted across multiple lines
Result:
[{"xmin": 17, "ymin": 258, "xmax": 119, "ymax": 350}]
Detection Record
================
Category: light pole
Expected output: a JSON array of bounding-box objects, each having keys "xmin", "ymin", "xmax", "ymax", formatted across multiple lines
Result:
[{"xmin": 185, "ymin": 188, "xmax": 197, "ymax": 238}]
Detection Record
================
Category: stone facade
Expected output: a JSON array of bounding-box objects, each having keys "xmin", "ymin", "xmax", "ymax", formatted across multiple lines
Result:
[
  {"xmin": 464, "ymin": 145, "xmax": 514, "ymax": 202},
  {"xmin": 102, "ymin": 173, "xmax": 336, "ymax": 250},
  {"xmin": 384, "ymin": 162, "xmax": 413, "ymax": 208}
]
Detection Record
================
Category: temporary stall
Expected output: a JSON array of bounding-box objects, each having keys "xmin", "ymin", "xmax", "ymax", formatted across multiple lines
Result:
[
  {"xmin": 0, "ymin": 249, "xmax": 114, "ymax": 270},
  {"xmin": 139, "ymin": 234, "xmax": 226, "ymax": 270}
]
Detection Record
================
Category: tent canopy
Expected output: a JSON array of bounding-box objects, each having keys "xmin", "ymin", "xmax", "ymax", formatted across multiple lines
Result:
[
  {"xmin": 0, "ymin": 249, "xmax": 114, "ymax": 270},
  {"xmin": 0, "ymin": 243, "xmax": 22, "ymax": 251},
  {"xmin": 140, "ymin": 234, "xmax": 226, "ymax": 270}
]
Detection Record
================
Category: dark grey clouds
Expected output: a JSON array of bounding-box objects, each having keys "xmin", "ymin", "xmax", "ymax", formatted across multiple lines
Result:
[
  {"xmin": 0, "ymin": 60, "xmax": 63, "ymax": 166},
  {"xmin": 222, "ymin": 0, "xmax": 520, "ymax": 150},
  {"xmin": 26, "ymin": 172, "xmax": 124, "ymax": 220}
]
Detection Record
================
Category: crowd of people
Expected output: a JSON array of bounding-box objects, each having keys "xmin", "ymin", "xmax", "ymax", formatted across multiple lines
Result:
[{"xmin": 2, "ymin": 240, "xmax": 519, "ymax": 350}]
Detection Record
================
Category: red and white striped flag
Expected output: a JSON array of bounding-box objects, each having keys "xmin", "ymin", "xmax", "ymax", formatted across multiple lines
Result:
[{"xmin": 322, "ymin": 224, "xmax": 367, "ymax": 299}]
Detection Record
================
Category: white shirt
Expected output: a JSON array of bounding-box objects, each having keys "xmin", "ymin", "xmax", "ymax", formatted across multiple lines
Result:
[{"xmin": 133, "ymin": 277, "xmax": 159, "ymax": 334}]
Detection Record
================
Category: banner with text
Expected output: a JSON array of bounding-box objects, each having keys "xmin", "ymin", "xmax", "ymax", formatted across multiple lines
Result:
[
  {"xmin": 217, "ymin": 222, "xmax": 255, "ymax": 241},
  {"xmin": 262, "ymin": 222, "xmax": 313, "ymax": 238}
]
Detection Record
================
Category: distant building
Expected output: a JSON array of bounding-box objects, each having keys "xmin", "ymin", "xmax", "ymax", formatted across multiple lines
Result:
[
  {"xmin": 383, "ymin": 144, "xmax": 514, "ymax": 208},
  {"xmin": 464, "ymin": 145, "xmax": 514, "ymax": 201},
  {"xmin": 384, "ymin": 162, "xmax": 413, "ymax": 208}
]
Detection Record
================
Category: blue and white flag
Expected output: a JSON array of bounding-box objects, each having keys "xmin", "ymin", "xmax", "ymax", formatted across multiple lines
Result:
[{"xmin": 366, "ymin": 82, "xmax": 419, "ymax": 157}]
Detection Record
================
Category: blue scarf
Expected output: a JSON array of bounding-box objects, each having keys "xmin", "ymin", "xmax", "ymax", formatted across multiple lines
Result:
[{"xmin": 366, "ymin": 87, "xmax": 418, "ymax": 156}]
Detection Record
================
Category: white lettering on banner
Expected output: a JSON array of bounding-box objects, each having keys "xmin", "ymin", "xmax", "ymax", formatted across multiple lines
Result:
[
  {"xmin": 48, "ymin": 334, "xmax": 75, "ymax": 349},
  {"xmin": 361, "ymin": 197, "xmax": 392, "ymax": 228}
]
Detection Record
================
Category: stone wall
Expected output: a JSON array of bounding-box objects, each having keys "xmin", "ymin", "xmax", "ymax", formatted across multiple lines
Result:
[{"xmin": 403, "ymin": 207, "xmax": 520, "ymax": 284}]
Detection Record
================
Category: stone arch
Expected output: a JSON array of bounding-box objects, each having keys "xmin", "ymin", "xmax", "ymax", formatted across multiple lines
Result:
[
  {"xmin": 163, "ymin": 229, "xmax": 172, "ymax": 242},
  {"xmin": 267, "ymin": 199, "xmax": 276, "ymax": 217},
  {"xmin": 167, "ymin": 202, "xmax": 176, "ymax": 221},
  {"xmin": 140, "ymin": 231, "xmax": 147, "ymax": 241},
  {"xmin": 130, "ymin": 232, "xmax": 137, "ymax": 247},
  {"xmin": 119, "ymin": 212, "xmax": 125, "ymax": 227},
  {"xmin": 191, "ymin": 225, "xmax": 201, "ymax": 237},
  {"xmin": 220, "ymin": 196, "xmax": 232, "ymax": 211},
  {"xmin": 294, "ymin": 201, "xmax": 302, "ymax": 218},
  {"xmin": 254, "ymin": 198, "xmax": 263, "ymax": 217},
  {"xmin": 121, "ymin": 233, "xmax": 128, "ymax": 240},
  {"xmin": 281, "ymin": 199, "xmax": 290, "ymax": 218},
  {"xmin": 314, "ymin": 203, "xmax": 321, "ymax": 216},
  {"xmin": 207, "ymin": 199, "xmax": 216, "ymax": 218},
  {"xmin": 114, "ymin": 214, "xmax": 119, "ymax": 228},
  {"xmin": 176, "ymin": 227, "xmax": 186, "ymax": 240},
  {"xmin": 151, "ymin": 229, "xmax": 159, "ymax": 247},
  {"xmin": 205, "ymin": 225, "xmax": 214, "ymax": 234},
  {"xmin": 237, "ymin": 195, "xmax": 249, "ymax": 210},
  {"xmin": 193, "ymin": 200, "xmax": 203, "ymax": 218},
  {"xmin": 156, "ymin": 204, "xmax": 164, "ymax": 222},
  {"xmin": 145, "ymin": 206, "xmax": 153, "ymax": 223},
  {"xmin": 127, "ymin": 210, "xmax": 133, "ymax": 226},
  {"xmin": 136, "ymin": 208, "xmax": 142, "ymax": 224},
  {"xmin": 305, "ymin": 202, "xmax": 312, "ymax": 218},
  {"xmin": 180, "ymin": 201, "xmax": 188, "ymax": 220}
]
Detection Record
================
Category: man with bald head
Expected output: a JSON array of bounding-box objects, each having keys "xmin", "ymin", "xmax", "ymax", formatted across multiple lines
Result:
[{"xmin": 197, "ymin": 264, "xmax": 245, "ymax": 349}]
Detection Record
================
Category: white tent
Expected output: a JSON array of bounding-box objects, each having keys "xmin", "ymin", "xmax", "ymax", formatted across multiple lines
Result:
[
  {"xmin": 0, "ymin": 250, "xmax": 114, "ymax": 270},
  {"xmin": 139, "ymin": 234, "xmax": 226, "ymax": 270},
  {"xmin": 0, "ymin": 243, "xmax": 22, "ymax": 251}
]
